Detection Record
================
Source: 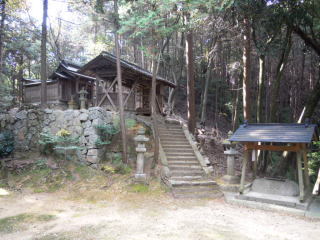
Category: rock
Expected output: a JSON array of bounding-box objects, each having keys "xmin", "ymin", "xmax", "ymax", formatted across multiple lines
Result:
[
  {"xmin": 84, "ymin": 126, "xmax": 95, "ymax": 136},
  {"xmin": 92, "ymin": 118, "xmax": 104, "ymax": 126},
  {"xmin": 43, "ymin": 118, "xmax": 51, "ymax": 126},
  {"xmin": 49, "ymin": 114, "xmax": 56, "ymax": 121},
  {"xmin": 73, "ymin": 110, "xmax": 80, "ymax": 117},
  {"xmin": 87, "ymin": 134, "xmax": 99, "ymax": 146},
  {"xmin": 87, "ymin": 155, "xmax": 98, "ymax": 163},
  {"xmin": 79, "ymin": 113, "xmax": 89, "ymax": 121},
  {"xmin": 251, "ymin": 178, "xmax": 299, "ymax": 197},
  {"xmin": 82, "ymin": 120, "xmax": 91, "ymax": 128},
  {"xmin": 72, "ymin": 118, "xmax": 81, "ymax": 127},
  {"xmin": 28, "ymin": 112, "xmax": 37, "ymax": 120},
  {"xmin": 87, "ymin": 148, "xmax": 98, "ymax": 156},
  {"xmin": 16, "ymin": 110, "xmax": 27, "ymax": 120},
  {"xmin": 44, "ymin": 109, "xmax": 53, "ymax": 114}
]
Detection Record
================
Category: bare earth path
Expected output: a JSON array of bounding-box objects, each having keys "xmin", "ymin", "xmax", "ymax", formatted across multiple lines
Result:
[{"xmin": 0, "ymin": 190, "xmax": 319, "ymax": 240}]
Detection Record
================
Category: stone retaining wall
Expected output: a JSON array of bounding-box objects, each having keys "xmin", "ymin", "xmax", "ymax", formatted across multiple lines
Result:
[{"xmin": 0, "ymin": 107, "xmax": 114, "ymax": 166}]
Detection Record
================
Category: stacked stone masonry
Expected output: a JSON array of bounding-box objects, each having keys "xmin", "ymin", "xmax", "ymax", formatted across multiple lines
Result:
[{"xmin": 0, "ymin": 107, "xmax": 113, "ymax": 166}]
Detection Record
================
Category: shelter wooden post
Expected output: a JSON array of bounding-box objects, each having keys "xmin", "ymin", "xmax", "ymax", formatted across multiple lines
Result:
[
  {"xmin": 297, "ymin": 150, "xmax": 305, "ymax": 202},
  {"xmin": 95, "ymin": 78, "xmax": 100, "ymax": 106},
  {"xmin": 240, "ymin": 143, "xmax": 249, "ymax": 194},
  {"xmin": 302, "ymin": 144, "xmax": 310, "ymax": 190}
]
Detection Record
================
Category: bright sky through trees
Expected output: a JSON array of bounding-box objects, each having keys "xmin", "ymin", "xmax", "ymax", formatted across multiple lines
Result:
[{"xmin": 28, "ymin": 0, "xmax": 75, "ymax": 25}]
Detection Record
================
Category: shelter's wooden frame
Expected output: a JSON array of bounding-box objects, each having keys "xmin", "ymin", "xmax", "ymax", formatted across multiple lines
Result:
[{"xmin": 240, "ymin": 142, "xmax": 311, "ymax": 202}]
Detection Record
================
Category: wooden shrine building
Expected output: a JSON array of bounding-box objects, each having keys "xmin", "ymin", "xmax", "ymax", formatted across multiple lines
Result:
[
  {"xmin": 230, "ymin": 123, "xmax": 318, "ymax": 202},
  {"xmin": 23, "ymin": 52, "xmax": 175, "ymax": 115},
  {"xmin": 23, "ymin": 61, "xmax": 95, "ymax": 105}
]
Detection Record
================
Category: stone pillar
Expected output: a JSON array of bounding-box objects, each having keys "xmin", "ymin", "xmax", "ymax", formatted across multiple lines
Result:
[
  {"xmin": 79, "ymin": 87, "xmax": 88, "ymax": 110},
  {"xmin": 222, "ymin": 131, "xmax": 240, "ymax": 184},
  {"xmin": 134, "ymin": 127, "xmax": 149, "ymax": 182},
  {"xmin": 223, "ymin": 148, "xmax": 240, "ymax": 184}
]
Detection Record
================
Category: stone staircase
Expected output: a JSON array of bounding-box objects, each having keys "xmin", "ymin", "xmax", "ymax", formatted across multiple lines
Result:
[{"xmin": 159, "ymin": 121, "xmax": 221, "ymax": 198}]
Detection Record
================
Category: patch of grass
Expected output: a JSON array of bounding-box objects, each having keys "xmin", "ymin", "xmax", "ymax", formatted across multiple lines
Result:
[
  {"xmin": 128, "ymin": 183, "xmax": 149, "ymax": 193},
  {"xmin": 74, "ymin": 164, "xmax": 94, "ymax": 179},
  {"xmin": 0, "ymin": 213, "xmax": 56, "ymax": 233},
  {"xmin": 33, "ymin": 225, "xmax": 102, "ymax": 240}
]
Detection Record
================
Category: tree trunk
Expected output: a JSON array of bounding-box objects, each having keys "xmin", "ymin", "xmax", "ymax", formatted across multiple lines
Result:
[
  {"xmin": 114, "ymin": 0, "xmax": 128, "ymax": 164},
  {"xmin": 18, "ymin": 54, "xmax": 24, "ymax": 105},
  {"xmin": 151, "ymin": 51, "xmax": 160, "ymax": 165},
  {"xmin": 185, "ymin": 13, "xmax": 196, "ymax": 134},
  {"xmin": 0, "ymin": 0, "xmax": 5, "ymax": 80},
  {"xmin": 40, "ymin": 0, "xmax": 48, "ymax": 107},
  {"xmin": 269, "ymin": 28, "xmax": 292, "ymax": 122},
  {"xmin": 200, "ymin": 58, "xmax": 212, "ymax": 125},
  {"xmin": 242, "ymin": 16, "xmax": 251, "ymax": 122},
  {"xmin": 257, "ymin": 55, "xmax": 266, "ymax": 123}
]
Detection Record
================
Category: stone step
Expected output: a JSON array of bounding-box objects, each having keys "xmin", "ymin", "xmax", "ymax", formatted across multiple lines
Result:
[
  {"xmin": 167, "ymin": 160, "xmax": 199, "ymax": 165},
  {"xmin": 170, "ymin": 179, "xmax": 217, "ymax": 187},
  {"xmin": 170, "ymin": 175, "xmax": 203, "ymax": 181},
  {"xmin": 167, "ymin": 156, "xmax": 198, "ymax": 161},
  {"xmin": 160, "ymin": 133, "xmax": 185, "ymax": 138},
  {"xmin": 172, "ymin": 190, "xmax": 223, "ymax": 199},
  {"xmin": 161, "ymin": 141, "xmax": 190, "ymax": 146},
  {"xmin": 170, "ymin": 170, "xmax": 204, "ymax": 177},
  {"xmin": 169, "ymin": 165, "xmax": 202, "ymax": 170},
  {"xmin": 166, "ymin": 152, "xmax": 195, "ymax": 157},
  {"xmin": 173, "ymin": 185, "xmax": 219, "ymax": 193},
  {"xmin": 159, "ymin": 126, "xmax": 182, "ymax": 130},
  {"xmin": 162, "ymin": 144, "xmax": 190, "ymax": 149},
  {"xmin": 160, "ymin": 137, "xmax": 187, "ymax": 142},
  {"xmin": 164, "ymin": 148, "xmax": 194, "ymax": 153}
]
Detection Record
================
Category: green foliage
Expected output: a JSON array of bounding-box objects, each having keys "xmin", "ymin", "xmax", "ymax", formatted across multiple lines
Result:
[
  {"xmin": 0, "ymin": 131, "xmax": 14, "ymax": 158},
  {"xmin": 128, "ymin": 183, "xmax": 149, "ymax": 193},
  {"xmin": 0, "ymin": 213, "xmax": 55, "ymax": 233},
  {"xmin": 94, "ymin": 123, "xmax": 118, "ymax": 147},
  {"xmin": 39, "ymin": 130, "xmax": 81, "ymax": 161},
  {"xmin": 308, "ymin": 141, "xmax": 320, "ymax": 184}
]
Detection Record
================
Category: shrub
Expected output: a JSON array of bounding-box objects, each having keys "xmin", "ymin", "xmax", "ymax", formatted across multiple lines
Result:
[
  {"xmin": 94, "ymin": 123, "xmax": 118, "ymax": 147},
  {"xmin": 39, "ymin": 129, "xmax": 81, "ymax": 162},
  {"xmin": 0, "ymin": 130, "xmax": 14, "ymax": 158},
  {"xmin": 308, "ymin": 141, "xmax": 320, "ymax": 185}
]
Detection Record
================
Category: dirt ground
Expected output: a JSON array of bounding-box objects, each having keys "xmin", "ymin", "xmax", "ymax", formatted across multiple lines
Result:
[{"xmin": 1, "ymin": 186, "xmax": 319, "ymax": 240}]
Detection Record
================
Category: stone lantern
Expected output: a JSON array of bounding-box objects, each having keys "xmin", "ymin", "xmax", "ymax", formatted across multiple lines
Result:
[
  {"xmin": 222, "ymin": 131, "xmax": 240, "ymax": 184},
  {"xmin": 134, "ymin": 126, "xmax": 149, "ymax": 182},
  {"xmin": 78, "ymin": 87, "xmax": 88, "ymax": 110}
]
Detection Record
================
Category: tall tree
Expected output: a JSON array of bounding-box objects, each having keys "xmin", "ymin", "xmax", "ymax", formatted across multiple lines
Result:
[
  {"xmin": 40, "ymin": 0, "xmax": 48, "ymax": 107},
  {"xmin": 242, "ymin": 15, "xmax": 251, "ymax": 122},
  {"xmin": 0, "ymin": 0, "xmax": 6, "ymax": 81},
  {"xmin": 184, "ymin": 12, "xmax": 196, "ymax": 134},
  {"xmin": 114, "ymin": 0, "xmax": 128, "ymax": 164}
]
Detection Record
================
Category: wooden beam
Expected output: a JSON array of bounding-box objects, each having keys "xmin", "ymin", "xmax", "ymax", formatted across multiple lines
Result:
[
  {"xmin": 244, "ymin": 143, "xmax": 301, "ymax": 152},
  {"xmin": 123, "ymin": 83, "xmax": 136, "ymax": 109},
  {"xmin": 239, "ymin": 149, "xmax": 249, "ymax": 194},
  {"xmin": 98, "ymin": 77, "xmax": 117, "ymax": 107},
  {"xmin": 156, "ymin": 96, "xmax": 162, "ymax": 114},
  {"xmin": 302, "ymin": 145, "xmax": 310, "ymax": 190},
  {"xmin": 297, "ymin": 151, "xmax": 305, "ymax": 202}
]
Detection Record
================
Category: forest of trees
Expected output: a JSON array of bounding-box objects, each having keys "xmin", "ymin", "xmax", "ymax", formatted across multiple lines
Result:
[{"xmin": 0, "ymin": 0, "xmax": 320, "ymax": 132}]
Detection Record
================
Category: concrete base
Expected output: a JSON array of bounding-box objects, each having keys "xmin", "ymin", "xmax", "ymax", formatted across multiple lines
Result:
[
  {"xmin": 222, "ymin": 175, "xmax": 240, "ymax": 185},
  {"xmin": 224, "ymin": 192, "xmax": 320, "ymax": 219},
  {"xmin": 236, "ymin": 191, "xmax": 311, "ymax": 210},
  {"xmin": 134, "ymin": 173, "xmax": 147, "ymax": 183},
  {"xmin": 306, "ymin": 197, "xmax": 320, "ymax": 218}
]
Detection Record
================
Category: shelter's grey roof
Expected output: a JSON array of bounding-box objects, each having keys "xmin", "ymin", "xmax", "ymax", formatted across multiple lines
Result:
[{"xmin": 229, "ymin": 123, "xmax": 317, "ymax": 143}]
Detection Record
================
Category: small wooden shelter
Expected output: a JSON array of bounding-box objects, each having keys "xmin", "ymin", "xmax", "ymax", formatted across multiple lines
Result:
[
  {"xmin": 23, "ymin": 61, "xmax": 95, "ymax": 105},
  {"xmin": 23, "ymin": 52, "xmax": 175, "ymax": 114},
  {"xmin": 230, "ymin": 123, "xmax": 318, "ymax": 201}
]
